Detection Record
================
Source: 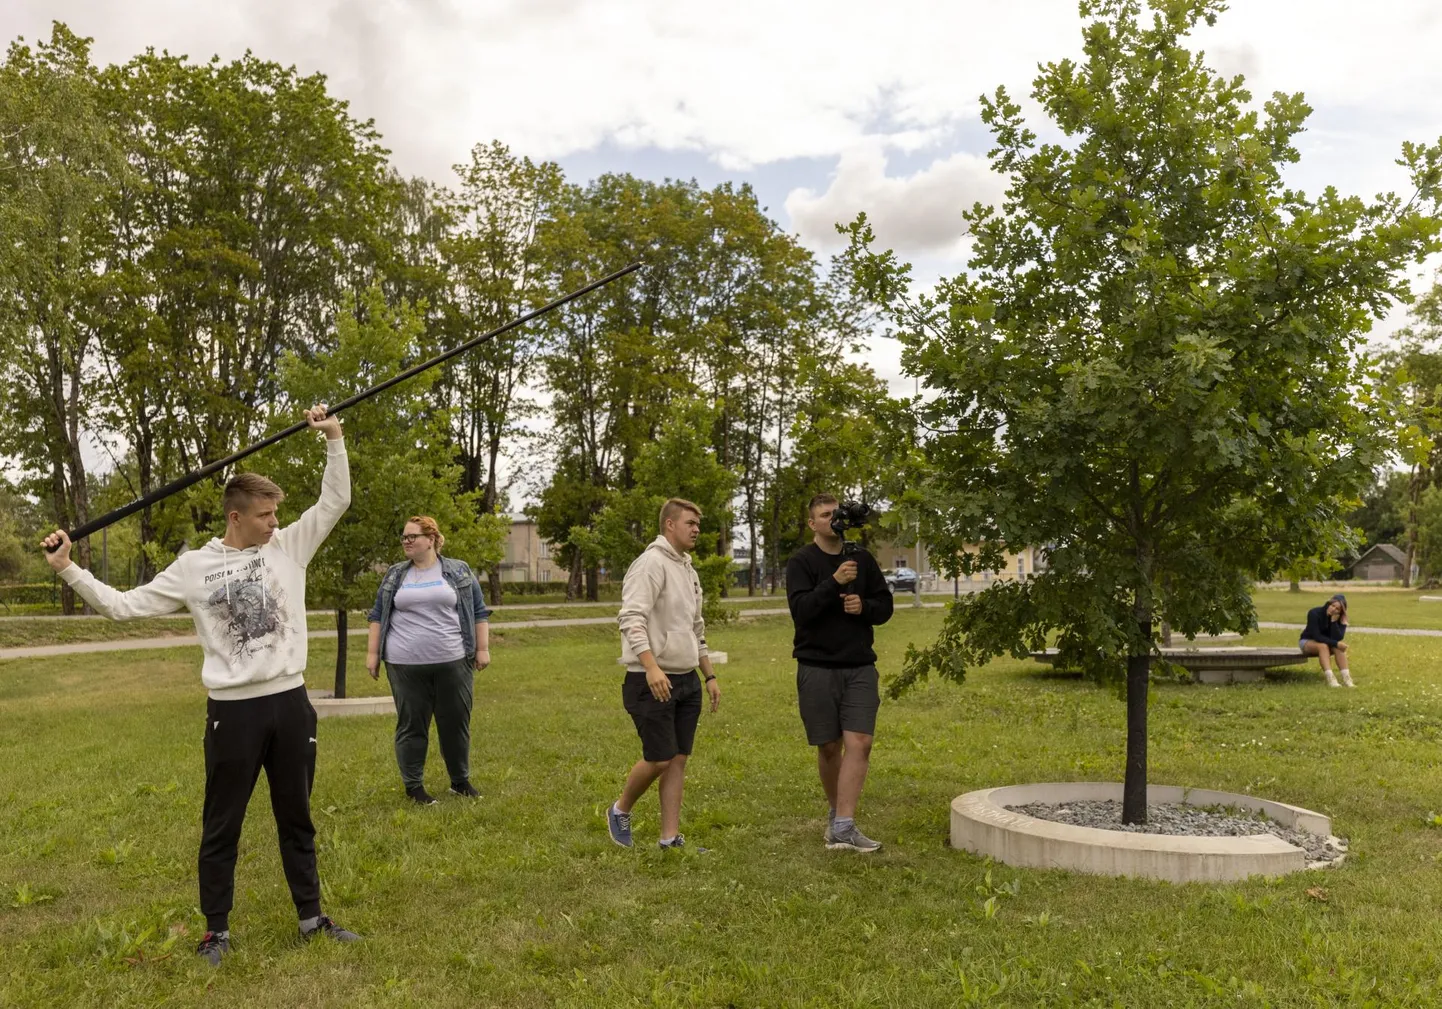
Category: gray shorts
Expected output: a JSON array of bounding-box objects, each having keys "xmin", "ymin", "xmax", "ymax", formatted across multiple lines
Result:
[{"xmin": 796, "ymin": 662, "xmax": 880, "ymax": 746}]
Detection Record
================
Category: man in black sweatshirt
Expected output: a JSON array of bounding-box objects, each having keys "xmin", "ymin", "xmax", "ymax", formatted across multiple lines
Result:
[{"xmin": 785, "ymin": 494, "xmax": 894, "ymax": 852}]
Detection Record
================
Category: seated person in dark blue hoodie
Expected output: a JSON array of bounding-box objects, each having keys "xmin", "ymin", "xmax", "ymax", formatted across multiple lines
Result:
[{"xmin": 1300, "ymin": 593, "xmax": 1352, "ymax": 687}]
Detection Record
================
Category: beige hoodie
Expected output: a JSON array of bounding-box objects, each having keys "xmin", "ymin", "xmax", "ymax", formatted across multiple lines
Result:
[{"xmin": 618, "ymin": 535, "xmax": 709, "ymax": 673}]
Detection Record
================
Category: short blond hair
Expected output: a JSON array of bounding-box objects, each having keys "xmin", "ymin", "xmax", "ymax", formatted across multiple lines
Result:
[
  {"xmin": 223, "ymin": 472, "xmax": 284, "ymax": 517},
  {"xmin": 658, "ymin": 498, "xmax": 702, "ymax": 533}
]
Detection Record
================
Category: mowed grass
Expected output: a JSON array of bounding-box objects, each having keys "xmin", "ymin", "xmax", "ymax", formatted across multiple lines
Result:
[
  {"xmin": 1250, "ymin": 587, "xmax": 1442, "ymax": 631},
  {"xmin": 4, "ymin": 612, "xmax": 1442, "ymax": 1006}
]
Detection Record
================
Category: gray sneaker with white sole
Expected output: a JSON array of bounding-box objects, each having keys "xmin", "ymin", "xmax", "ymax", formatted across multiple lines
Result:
[{"xmin": 826, "ymin": 822, "xmax": 881, "ymax": 852}]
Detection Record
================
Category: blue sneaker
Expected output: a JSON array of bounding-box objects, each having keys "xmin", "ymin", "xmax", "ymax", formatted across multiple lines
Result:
[{"xmin": 607, "ymin": 804, "xmax": 633, "ymax": 847}]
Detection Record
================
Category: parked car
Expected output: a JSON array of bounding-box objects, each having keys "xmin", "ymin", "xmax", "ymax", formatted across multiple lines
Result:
[{"xmin": 883, "ymin": 567, "xmax": 918, "ymax": 592}]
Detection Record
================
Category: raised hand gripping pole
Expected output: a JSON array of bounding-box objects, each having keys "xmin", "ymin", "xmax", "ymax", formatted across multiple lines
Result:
[{"xmin": 51, "ymin": 262, "xmax": 643, "ymax": 550}]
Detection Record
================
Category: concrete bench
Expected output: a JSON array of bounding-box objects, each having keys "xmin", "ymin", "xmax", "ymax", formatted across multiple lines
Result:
[{"xmin": 1031, "ymin": 646, "xmax": 1309, "ymax": 685}]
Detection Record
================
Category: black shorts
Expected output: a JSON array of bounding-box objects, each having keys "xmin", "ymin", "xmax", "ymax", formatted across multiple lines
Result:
[
  {"xmin": 622, "ymin": 670, "xmax": 703, "ymax": 762},
  {"xmin": 796, "ymin": 662, "xmax": 880, "ymax": 746}
]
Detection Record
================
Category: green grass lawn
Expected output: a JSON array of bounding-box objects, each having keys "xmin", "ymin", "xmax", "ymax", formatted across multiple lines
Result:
[
  {"xmin": 4, "ymin": 610, "xmax": 1442, "ymax": 1006},
  {"xmin": 1250, "ymin": 587, "xmax": 1442, "ymax": 631}
]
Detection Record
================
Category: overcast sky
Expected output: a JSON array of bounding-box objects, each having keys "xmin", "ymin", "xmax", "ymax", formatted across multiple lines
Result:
[{"xmin": 7, "ymin": 1, "xmax": 1441, "ymax": 497}]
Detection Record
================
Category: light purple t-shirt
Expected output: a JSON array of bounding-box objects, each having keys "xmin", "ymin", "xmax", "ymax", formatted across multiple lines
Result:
[{"xmin": 384, "ymin": 564, "xmax": 466, "ymax": 664}]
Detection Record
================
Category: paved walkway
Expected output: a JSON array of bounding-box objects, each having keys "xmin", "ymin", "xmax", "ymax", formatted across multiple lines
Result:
[
  {"xmin": 0, "ymin": 608, "xmax": 765, "ymax": 661},
  {"xmin": 0, "ymin": 592, "xmax": 964, "ymax": 622},
  {"xmin": 0, "ymin": 601, "xmax": 960, "ymax": 662},
  {"xmin": 0, "ymin": 617, "xmax": 614, "ymax": 661}
]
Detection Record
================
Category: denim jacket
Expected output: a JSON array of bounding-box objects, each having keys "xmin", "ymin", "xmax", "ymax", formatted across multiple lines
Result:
[{"xmin": 368, "ymin": 555, "xmax": 491, "ymax": 662}]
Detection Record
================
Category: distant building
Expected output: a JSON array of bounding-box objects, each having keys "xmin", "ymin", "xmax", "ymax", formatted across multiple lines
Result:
[
  {"xmin": 864, "ymin": 525, "xmax": 1041, "ymax": 588},
  {"xmin": 498, "ymin": 517, "xmax": 569, "ymax": 584},
  {"xmin": 1345, "ymin": 543, "xmax": 1409, "ymax": 582}
]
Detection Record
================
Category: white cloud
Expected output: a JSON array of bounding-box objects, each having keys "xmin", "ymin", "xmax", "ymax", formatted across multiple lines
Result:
[
  {"xmin": 9, "ymin": 0, "xmax": 1441, "ymax": 201},
  {"xmin": 785, "ymin": 144, "xmax": 1003, "ymax": 255},
  {"xmin": 7, "ymin": 1, "xmax": 1442, "ymax": 185},
  {"xmin": 5, "ymin": 0, "xmax": 1088, "ymax": 181}
]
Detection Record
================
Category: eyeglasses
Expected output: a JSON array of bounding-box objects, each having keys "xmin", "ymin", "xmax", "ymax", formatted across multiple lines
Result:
[{"xmin": 400, "ymin": 534, "xmax": 425, "ymax": 544}]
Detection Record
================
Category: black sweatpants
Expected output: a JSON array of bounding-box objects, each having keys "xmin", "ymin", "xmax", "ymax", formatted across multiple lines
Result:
[
  {"xmin": 384, "ymin": 658, "xmax": 474, "ymax": 790},
  {"xmin": 200, "ymin": 685, "xmax": 320, "ymax": 931}
]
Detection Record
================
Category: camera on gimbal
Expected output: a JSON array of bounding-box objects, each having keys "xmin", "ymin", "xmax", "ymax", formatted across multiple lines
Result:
[{"xmin": 829, "ymin": 500, "xmax": 871, "ymax": 557}]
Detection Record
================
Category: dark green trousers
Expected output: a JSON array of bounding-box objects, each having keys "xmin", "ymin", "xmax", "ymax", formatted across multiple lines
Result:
[{"xmin": 384, "ymin": 658, "xmax": 473, "ymax": 789}]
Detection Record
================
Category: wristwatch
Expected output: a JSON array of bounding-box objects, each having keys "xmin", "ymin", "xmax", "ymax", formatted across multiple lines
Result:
[{"xmin": 704, "ymin": 673, "xmax": 717, "ymax": 683}]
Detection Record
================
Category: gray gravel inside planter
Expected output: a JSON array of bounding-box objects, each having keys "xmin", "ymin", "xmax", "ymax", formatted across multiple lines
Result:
[{"xmin": 1005, "ymin": 799, "xmax": 1346, "ymax": 864}]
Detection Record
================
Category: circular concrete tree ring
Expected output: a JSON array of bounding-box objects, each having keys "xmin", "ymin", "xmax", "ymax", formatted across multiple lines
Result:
[{"xmin": 950, "ymin": 782, "xmax": 1344, "ymax": 883}]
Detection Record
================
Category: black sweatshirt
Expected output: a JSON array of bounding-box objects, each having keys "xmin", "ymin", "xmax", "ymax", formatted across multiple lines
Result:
[
  {"xmin": 1300, "ymin": 606, "xmax": 1346, "ymax": 648},
  {"xmin": 785, "ymin": 543, "xmax": 894, "ymax": 667}
]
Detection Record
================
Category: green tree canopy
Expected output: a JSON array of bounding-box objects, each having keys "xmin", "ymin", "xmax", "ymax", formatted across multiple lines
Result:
[
  {"xmin": 569, "ymin": 398, "xmax": 738, "ymax": 618},
  {"xmin": 257, "ymin": 286, "xmax": 505, "ymax": 694},
  {"xmin": 847, "ymin": 0, "xmax": 1442, "ymax": 822}
]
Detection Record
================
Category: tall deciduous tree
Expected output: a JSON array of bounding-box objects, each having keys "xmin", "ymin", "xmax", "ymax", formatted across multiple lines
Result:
[
  {"xmin": 438, "ymin": 142, "xmax": 562, "ymax": 602},
  {"xmin": 91, "ymin": 46, "xmax": 392, "ymax": 554},
  {"xmin": 533, "ymin": 174, "xmax": 835, "ymax": 598},
  {"xmin": 1378, "ymin": 278, "xmax": 1442, "ymax": 586},
  {"xmin": 1345, "ymin": 468, "xmax": 1409, "ymax": 559},
  {"xmin": 770, "ymin": 353, "xmax": 912, "ymax": 567},
  {"xmin": 569, "ymin": 398, "xmax": 738, "ymax": 616},
  {"xmin": 847, "ymin": 0, "xmax": 1442, "ymax": 823},
  {"xmin": 532, "ymin": 175, "xmax": 680, "ymax": 599},
  {"xmin": 0, "ymin": 480, "xmax": 43, "ymax": 584},
  {"xmin": 259, "ymin": 286, "xmax": 504, "ymax": 697},
  {"xmin": 0, "ymin": 24, "xmax": 123, "ymax": 611}
]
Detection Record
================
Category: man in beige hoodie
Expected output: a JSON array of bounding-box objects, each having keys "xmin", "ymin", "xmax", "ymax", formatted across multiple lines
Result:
[{"xmin": 607, "ymin": 498, "xmax": 721, "ymax": 849}]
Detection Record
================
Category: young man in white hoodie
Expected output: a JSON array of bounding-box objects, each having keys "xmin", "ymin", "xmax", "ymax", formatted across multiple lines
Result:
[
  {"xmin": 608, "ymin": 498, "xmax": 721, "ymax": 850},
  {"xmin": 40, "ymin": 404, "xmax": 359, "ymax": 965}
]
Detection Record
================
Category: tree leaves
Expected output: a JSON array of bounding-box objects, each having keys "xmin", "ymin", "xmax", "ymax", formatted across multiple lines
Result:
[{"xmin": 850, "ymin": 0, "xmax": 1440, "ymax": 696}]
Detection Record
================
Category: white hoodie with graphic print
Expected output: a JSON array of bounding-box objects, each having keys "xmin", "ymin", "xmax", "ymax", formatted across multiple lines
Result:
[{"xmin": 58, "ymin": 439, "xmax": 351, "ymax": 700}]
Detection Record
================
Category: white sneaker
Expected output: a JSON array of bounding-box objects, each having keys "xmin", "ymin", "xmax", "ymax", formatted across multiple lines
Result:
[
  {"xmin": 1339, "ymin": 670, "xmax": 1355, "ymax": 688},
  {"xmin": 1323, "ymin": 670, "xmax": 1340, "ymax": 687}
]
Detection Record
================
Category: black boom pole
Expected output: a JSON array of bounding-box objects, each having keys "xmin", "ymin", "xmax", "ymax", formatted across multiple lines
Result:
[{"xmin": 53, "ymin": 262, "xmax": 643, "ymax": 549}]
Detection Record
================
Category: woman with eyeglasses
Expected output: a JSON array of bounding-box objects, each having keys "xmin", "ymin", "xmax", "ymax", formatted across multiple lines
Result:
[{"xmin": 366, "ymin": 516, "xmax": 492, "ymax": 804}]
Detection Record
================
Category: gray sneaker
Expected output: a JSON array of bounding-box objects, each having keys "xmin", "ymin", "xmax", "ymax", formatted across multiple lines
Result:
[
  {"xmin": 196, "ymin": 931, "xmax": 229, "ymax": 966},
  {"xmin": 827, "ymin": 823, "xmax": 882, "ymax": 853},
  {"xmin": 658, "ymin": 833, "xmax": 709, "ymax": 853},
  {"xmin": 301, "ymin": 916, "xmax": 361, "ymax": 943}
]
